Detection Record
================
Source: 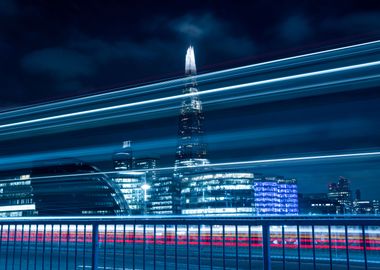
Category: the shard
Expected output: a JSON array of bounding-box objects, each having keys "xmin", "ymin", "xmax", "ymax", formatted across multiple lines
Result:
[{"xmin": 174, "ymin": 46, "xmax": 209, "ymax": 169}]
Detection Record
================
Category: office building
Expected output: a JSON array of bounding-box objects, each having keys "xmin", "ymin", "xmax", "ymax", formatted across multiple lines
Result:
[
  {"xmin": 181, "ymin": 170, "xmax": 256, "ymax": 215},
  {"xmin": 0, "ymin": 172, "xmax": 35, "ymax": 217},
  {"xmin": 150, "ymin": 174, "xmax": 179, "ymax": 214},
  {"xmin": 0, "ymin": 160, "xmax": 128, "ymax": 217},
  {"xmin": 327, "ymin": 176, "xmax": 353, "ymax": 214},
  {"xmin": 134, "ymin": 157, "xmax": 159, "ymax": 210},
  {"xmin": 254, "ymin": 176, "xmax": 299, "ymax": 215}
]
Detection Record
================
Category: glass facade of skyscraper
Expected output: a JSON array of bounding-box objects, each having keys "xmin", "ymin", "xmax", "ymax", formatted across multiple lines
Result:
[{"xmin": 181, "ymin": 170, "xmax": 256, "ymax": 215}]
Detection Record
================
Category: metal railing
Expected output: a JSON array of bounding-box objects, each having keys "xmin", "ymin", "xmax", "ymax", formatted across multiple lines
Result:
[{"xmin": 0, "ymin": 216, "xmax": 379, "ymax": 270}]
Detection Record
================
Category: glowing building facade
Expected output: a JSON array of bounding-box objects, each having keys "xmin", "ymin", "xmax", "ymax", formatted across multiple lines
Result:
[
  {"xmin": 181, "ymin": 170, "xmax": 256, "ymax": 215},
  {"xmin": 134, "ymin": 157, "xmax": 158, "ymax": 209},
  {"xmin": 0, "ymin": 173, "xmax": 35, "ymax": 217},
  {"xmin": 112, "ymin": 141, "xmax": 151, "ymax": 215},
  {"xmin": 254, "ymin": 176, "xmax": 298, "ymax": 215},
  {"xmin": 150, "ymin": 174, "xmax": 178, "ymax": 214},
  {"xmin": 112, "ymin": 171, "xmax": 146, "ymax": 214}
]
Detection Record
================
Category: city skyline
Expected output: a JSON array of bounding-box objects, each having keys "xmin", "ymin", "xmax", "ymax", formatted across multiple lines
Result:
[
  {"xmin": 0, "ymin": 43, "xmax": 380, "ymax": 206},
  {"xmin": 0, "ymin": 2, "xmax": 380, "ymax": 269},
  {"xmin": 1, "ymin": 1, "xmax": 380, "ymax": 203}
]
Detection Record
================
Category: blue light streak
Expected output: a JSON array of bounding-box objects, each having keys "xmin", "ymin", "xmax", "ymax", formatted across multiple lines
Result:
[
  {"xmin": 1, "ymin": 40, "xmax": 379, "ymax": 122},
  {"xmin": 1, "ymin": 61, "xmax": 379, "ymax": 131},
  {"xmin": 0, "ymin": 151, "xmax": 379, "ymax": 184}
]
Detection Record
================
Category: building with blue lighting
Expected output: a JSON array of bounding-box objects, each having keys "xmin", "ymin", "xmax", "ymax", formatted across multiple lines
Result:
[{"xmin": 254, "ymin": 176, "xmax": 298, "ymax": 215}]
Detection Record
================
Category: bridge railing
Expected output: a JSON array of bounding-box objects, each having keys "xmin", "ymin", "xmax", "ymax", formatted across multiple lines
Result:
[{"xmin": 0, "ymin": 216, "xmax": 379, "ymax": 270}]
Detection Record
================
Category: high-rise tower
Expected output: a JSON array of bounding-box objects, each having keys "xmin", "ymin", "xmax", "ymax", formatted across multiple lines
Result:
[
  {"xmin": 174, "ymin": 46, "xmax": 209, "ymax": 169},
  {"xmin": 172, "ymin": 46, "xmax": 209, "ymax": 214}
]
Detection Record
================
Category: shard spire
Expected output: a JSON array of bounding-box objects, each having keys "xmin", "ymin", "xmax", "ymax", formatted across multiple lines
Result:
[
  {"xmin": 185, "ymin": 46, "xmax": 196, "ymax": 75},
  {"xmin": 175, "ymin": 45, "xmax": 208, "ymax": 167}
]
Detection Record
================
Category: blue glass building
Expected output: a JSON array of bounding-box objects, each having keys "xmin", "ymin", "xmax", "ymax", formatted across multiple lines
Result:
[{"xmin": 254, "ymin": 176, "xmax": 298, "ymax": 215}]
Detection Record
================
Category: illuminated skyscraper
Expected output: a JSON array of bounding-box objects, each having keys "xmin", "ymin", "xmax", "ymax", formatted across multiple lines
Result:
[
  {"xmin": 174, "ymin": 46, "xmax": 209, "ymax": 169},
  {"xmin": 173, "ymin": 46, "xmax": 209, "ymax": 214}
]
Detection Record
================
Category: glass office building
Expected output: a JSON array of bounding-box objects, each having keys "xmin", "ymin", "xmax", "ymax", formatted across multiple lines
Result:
[
  {"xmin": 31, "ymin": 161, "xmax": 128, "ymax": 216},
  {"xmin": 112, "ymin": 171, "xmax": 146, "ymax": 215},
  {"xmin": 150, "ymin": 174, "xmax": 179, "ymax": 214},
  {"xmin": 0, "ymin": 173, "xmax": 35, "ymax": 217},
  {"xmin": 134, "ymin": 157, "xmax": 159, "ymax": 211},
  {"xmin": 0, "ymin": 160, "xmax": 129, "ymax": 217},
  {"xmin": 327, "ymin": 176, "xmax": 353, "ymax": 214},
  {"xmin": 254, "ymin": 176, "xmax": 298, "ymax": 215},
  {"xmin": 181, "ymin": 170, "xmax": 256, "ymax": 215}
]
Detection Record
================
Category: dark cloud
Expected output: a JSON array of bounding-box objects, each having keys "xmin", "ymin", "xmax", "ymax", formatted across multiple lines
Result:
[
  {"xmin": 0, "ymin": 0, "xmax": 18, "ymax": 16},
  {"xmin": 170, "ymin": 13, "xmax": 256, "ymax": 58},
  {"xmin": 0, "ymin": 2, "xmax": 377, "ymax": 107},
  {"xmin": 67, "ymin": 37, "xmax": 158, "ymax": 64},
  {"xmin": 21, "ymin": 47, "xmax": 94, "ymax": 79},
  {"xmin": 14, "ymin": 12, "xmax": 256, "ymax": 100},
  {"xmin": 278, "ymin": 14, "xmax": 312, "ymax": 44}
]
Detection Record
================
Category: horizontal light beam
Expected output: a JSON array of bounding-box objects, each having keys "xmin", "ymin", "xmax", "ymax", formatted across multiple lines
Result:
[
  {"xmin": 1, "ymin": 60, "xmax": 379, "ymax": 130},
  {"xmin": 0, "ymin": 151, "xmax": 379, "ymax": 184}
]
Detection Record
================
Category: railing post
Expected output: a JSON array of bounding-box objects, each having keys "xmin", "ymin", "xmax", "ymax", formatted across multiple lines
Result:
[
  {"xmin": 262, "ymin": 224, "xmax": 271, "ymax": 270},
  {"xmin": 92, "ymin": 224, "xmax": 99, "ymax": 270}
]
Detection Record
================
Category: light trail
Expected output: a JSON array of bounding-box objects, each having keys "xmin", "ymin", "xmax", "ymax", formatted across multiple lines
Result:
[
  {"xmin": 1, "ymin": 40, "xmax": 379, "ymax": 121},
  {"xmin": 1, "ymin": 151, "xmax": 379, "ymax": 184},
  {"xmin": 1, "ymin": 72, "xmax": 377, "ymax": 139},
  {"xmin": 2, "ymin": 222, "xmax": 380, "ymax": 255},
  {"xmin": 0, "ymin": 60, "xmax": 379, "ymax": 131}
]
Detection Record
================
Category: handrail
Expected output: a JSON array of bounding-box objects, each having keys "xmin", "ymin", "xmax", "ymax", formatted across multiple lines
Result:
[
  {"xmin": 0, "ymin": 215, "xmax": 378, "ymax": 270},
  {"xmin": 1, "ymin": 215, "xmax": 379, "ymax": 225}
]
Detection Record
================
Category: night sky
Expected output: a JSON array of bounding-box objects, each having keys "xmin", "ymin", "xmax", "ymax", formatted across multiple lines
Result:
[
  {"xmin": 1, "ymin": 1, "xmax": 380, "ymax": 199},
  {"xmin": 1, "ymin": 0, "xmax": 380, "ymax": 108}
]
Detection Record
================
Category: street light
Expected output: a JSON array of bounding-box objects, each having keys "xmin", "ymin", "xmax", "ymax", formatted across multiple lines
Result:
[{"xmin": 141, "ymin": 183, "xmax": 151, "ymax": 215}]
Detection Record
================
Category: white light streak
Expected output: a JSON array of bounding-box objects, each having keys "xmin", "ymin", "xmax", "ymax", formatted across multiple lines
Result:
[
  {"xmin": 1, "ymin": 40, "xmax": 378, "ymax": 122},
  {"xmin": 1, "ymin": 60, "xmax": 379, "ymax": 130},
  {"xmin": 0, "ymin": 151, "xmax": 379, "ymax": 184}
]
